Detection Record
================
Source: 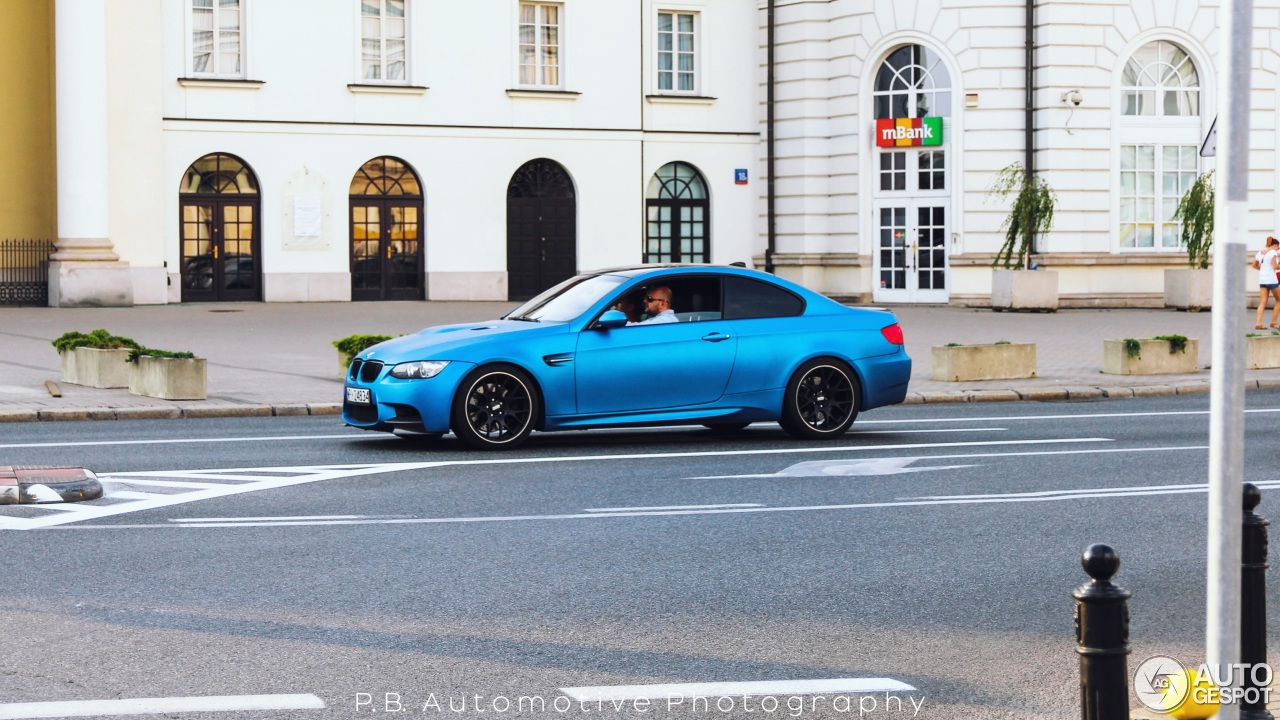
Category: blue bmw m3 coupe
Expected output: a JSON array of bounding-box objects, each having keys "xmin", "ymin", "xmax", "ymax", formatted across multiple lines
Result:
[{"xmin": 343, "ymin": 265, "xmax": 911, "ymax": 449}]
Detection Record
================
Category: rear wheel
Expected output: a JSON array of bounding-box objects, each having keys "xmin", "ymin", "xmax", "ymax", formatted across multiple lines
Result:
[
  {"xmin": 779, "ymin": 359, "xmax": 859, "ymax": 439},
  {"xmin": 451, "ymin": 364, "xmax": 540, "ymax": 450}
]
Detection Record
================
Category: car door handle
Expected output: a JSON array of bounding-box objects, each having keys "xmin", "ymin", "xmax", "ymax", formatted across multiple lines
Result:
[{"xmin": 702, "ymin": 332, "xmax": 731, "ymax": 342}]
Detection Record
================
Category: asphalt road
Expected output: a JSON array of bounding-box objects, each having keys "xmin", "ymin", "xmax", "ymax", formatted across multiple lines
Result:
[{"xmin": 1, "ymin": 393, "xmax": 1277, "ymax": 720}]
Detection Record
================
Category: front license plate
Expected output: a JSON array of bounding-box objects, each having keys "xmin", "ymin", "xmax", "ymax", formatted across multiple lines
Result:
[{"xmin": 345, "ymin": 387, "xmax": 371, "ymax": 404}]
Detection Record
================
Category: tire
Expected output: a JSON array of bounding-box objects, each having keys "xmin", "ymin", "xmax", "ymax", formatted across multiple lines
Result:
[
  {"xmin": 451, "ymin": 364, "xmax": 540, "ymax": 450},
  {"xmin": 779, "ymin": 358, "xmax": 859, "ymax": 439}
]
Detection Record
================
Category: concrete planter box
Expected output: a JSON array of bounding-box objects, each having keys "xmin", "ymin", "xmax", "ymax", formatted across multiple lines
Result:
[
  {"xmin": 128, "ymin": 356, "xmax": 207, "ymax": 400},
  {"xmin": 1164, "ymin": 268, "xmax": 1213, "ymax": 311},
  {"xmin": 931, "ymin": 343, "xmax": 1037, "ymax": 382},
  {"xmin": 1103, "ymin": 338, "xmax": 1199, "ymax": 375},
  {"xmin": 991, "ymin": 269, "xmax": 1058, "ymax": 312},
  {"xmin": 60, "ymin": 347, "xmax": 132, "ymax": 388},
  {"xmin": 1247, "ymin": 334, "xmax": 1280, "ymax": 369}
]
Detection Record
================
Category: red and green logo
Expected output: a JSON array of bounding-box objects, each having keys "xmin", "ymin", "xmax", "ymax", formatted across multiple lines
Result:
[{"xmin": 875, "ymin": 117, "xmax": 943, "ymax": 147}]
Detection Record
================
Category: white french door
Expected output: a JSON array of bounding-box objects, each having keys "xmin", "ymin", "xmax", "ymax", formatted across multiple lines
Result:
[{"xmin": 872, "ymin": 148, "xmax": 950, "ymax": 304}]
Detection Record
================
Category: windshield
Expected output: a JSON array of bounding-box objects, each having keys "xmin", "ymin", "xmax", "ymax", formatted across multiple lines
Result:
[{"xmin": 504, "ymin": 274, "xmax": 628, "ymax": 323}]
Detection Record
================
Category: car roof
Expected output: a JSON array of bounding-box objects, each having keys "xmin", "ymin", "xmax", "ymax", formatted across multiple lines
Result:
[{"xmin": 590, "ymin": 264, "xmax": 760, "ymax": 279}]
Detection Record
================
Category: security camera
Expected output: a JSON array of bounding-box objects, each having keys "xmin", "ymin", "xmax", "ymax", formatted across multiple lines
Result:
[{"xmin": 1062, "ymin": 89, "xmax": 1083, "ymax": 106}]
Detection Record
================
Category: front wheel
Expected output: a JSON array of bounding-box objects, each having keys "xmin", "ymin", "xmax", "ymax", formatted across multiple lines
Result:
[
  {"xmin": 779, "ymin": 359, "xmax": 859, "ymax": 439},
  {"xmin": 451, "ymin": 364, "xmax": 540, "ymax": 450}
]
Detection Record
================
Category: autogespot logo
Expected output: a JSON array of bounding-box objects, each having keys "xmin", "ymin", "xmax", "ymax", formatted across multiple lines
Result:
[{"xmin": 1134, "ymin": 655, "xmax": 1189, "ymax": 712}]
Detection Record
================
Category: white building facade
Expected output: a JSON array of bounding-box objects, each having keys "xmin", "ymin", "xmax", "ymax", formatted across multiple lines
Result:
[
  {"xmin": 45, "ymin": 0, "xmax": 1280, "ymax": 307},
  {"xmin": 55, "ymin": 0, "xmax": 759, "ymax": 305},
  {"xmin": 763, "ymin": 0, "xmax": 1280, "ymax": 306}
]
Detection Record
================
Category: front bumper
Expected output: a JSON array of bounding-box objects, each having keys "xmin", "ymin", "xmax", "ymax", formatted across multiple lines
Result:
[{"xmin": 342, "ymin": 360, "xmax": 475, "ymax": 433}]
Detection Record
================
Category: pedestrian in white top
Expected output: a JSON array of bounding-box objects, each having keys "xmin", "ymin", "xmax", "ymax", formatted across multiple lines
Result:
[{"xmin": 1255, "ymin": 236, "xmax": 1280, "ymax": 330}]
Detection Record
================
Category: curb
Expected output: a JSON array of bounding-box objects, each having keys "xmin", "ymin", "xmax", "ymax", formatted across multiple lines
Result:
[
  {"xmin": 0, "ymin": 403, "xmax": 342, "ymax": 423},
  {"xmin": 0, "ymin": 466, "xmax": 103, "ymax": 505}
]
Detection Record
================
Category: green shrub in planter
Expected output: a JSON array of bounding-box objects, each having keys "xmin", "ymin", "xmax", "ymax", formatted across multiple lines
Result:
[
  {"xmin": 52, "ymin": 329, "xmax": 143, "ymax": 388},
  {"xmin": 334, "ymin": 334, "xmax": 395, "ymax": 358},
  {"xmin": 334, "ymin": 334, "xmax": 395, "ymax": 376},
  {"xmin": 52, "ymin": 328, "xmax": 141, "ymax": 353}
]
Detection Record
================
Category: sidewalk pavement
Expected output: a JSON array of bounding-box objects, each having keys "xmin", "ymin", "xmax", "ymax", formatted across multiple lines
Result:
[{"xmin": 2, "ymin": 301, "xmax": 1278, "ymax": 423}]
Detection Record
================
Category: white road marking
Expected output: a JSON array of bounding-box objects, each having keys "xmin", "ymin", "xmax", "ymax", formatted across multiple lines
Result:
[
  {"xmin": 0, "ymin": 693, "xmax": 324, "ymax": 719},
  {"xmin": 2, "ymin": 438, "xmax": 1111, "ymax": 530},
  {"xmin": 171, "ymin": 515, "xmax": 370, "ymax": 523},
  {"xmin": 690, "ymin": 457, "xmax": 977, "ymax": 479},
  {"xmin": 584, "ymin": 503, "xmax": 764, "ymax": 513},
  {"xmin": 54, "ymin": 453, "xmax": 1237, "ymax": 530},
  {"xmin": 102, "ymin": 478, "xmax": 230, "ymax": 489},
  {"xmin": 106, "ymin": 491, "xmax": 163, "ymax": 500},
  {"xmin": 0, "ymin": 427, "xmax": 995, "ymax": 452},
  {"xmin": 560, "ymin": 678, "xmax": 916, "ymax": 702},
  {"xmin": 0, "ymin": 433, "xmax": 388, "ymax": 450},
  {"xmin": 858, "ymin": 407, "xmax": 1280, "ymax": 426}
]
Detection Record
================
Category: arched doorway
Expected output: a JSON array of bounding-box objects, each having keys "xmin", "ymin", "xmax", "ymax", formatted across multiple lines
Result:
[
  {"xmin": 645, "ymin": 162, "xmax": 710, "ymax": 264},
  {"xmin": 349, "ymin": 157, "xmax": 424, "ymax": 301},
  {"xmin": 506, "ymin": 158, "xmax": 576, "ymax": 301},
  {"xmin": 870, "ymin": 44, "xmax": 952, "ymax": 303},
  {"xmin": 179, "ymin": 153, "xmax": 261, "ymax": 302}
]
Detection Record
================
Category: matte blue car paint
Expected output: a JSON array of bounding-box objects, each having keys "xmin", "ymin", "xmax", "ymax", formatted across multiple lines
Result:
[{"xmin": 342, "ymin": 265, "xmax": 912, "ymax": 435}]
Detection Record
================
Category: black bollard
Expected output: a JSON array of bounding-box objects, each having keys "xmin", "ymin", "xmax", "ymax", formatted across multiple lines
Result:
[
  {"xmin": 1241, "ymin": 483, "xmax": 1273, "ymax": 720},
  {"xmin": 1074, "ymin": 544, "xmax": 1131, "ymax": 720}
]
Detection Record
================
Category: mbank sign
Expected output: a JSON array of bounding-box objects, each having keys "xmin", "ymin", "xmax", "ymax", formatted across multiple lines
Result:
[{"xmin": 875, "ymin": 117, "xmax": 942, "ymax": 147}]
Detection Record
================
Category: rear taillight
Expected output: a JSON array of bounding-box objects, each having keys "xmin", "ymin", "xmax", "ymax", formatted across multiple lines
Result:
[{"xmin": 880, "ymin": 323, "xmax": 904, "ymax": 345}]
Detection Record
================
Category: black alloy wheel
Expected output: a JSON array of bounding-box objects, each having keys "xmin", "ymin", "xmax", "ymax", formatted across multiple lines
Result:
[
  {"xmin": 780, "ymin": 359, "xmax": 859, "ymax": 439},
  {"xmin": 451, "ymin": 364, "xmax": 539, "ymax": 449}
]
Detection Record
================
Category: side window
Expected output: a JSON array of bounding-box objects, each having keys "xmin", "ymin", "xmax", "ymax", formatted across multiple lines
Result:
[
  {"xmin": 617, "ymin": 277, "xmax": 723, "ymax": 323},
  {"xmin": 723, "ymin": 277, "xmax": 804, "ymax": 320}
]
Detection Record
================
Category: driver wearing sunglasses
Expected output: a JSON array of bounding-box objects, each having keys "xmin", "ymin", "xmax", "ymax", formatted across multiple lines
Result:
[{"xmin": 627, "ymin": 286, "xmax": 677, "ymax": 325}]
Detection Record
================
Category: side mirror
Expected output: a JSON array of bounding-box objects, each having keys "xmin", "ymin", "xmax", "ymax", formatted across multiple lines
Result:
[{"xmin": 595, "ymin": 309, "xmax": 629, "ymax": 330}]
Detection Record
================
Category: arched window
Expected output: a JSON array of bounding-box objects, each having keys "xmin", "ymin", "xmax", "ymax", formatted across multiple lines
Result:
[
  {"xmin": 1121, "ymin": 40, "xmax": 1200, "ymax": 117},
  {"xmin": 1117, "ymin": 41, "xmax": 1202, "ymax": 251},
  {"xmin": 873, "ymin": 44, "xmax": 951, "ymax": 120},
  {"xmin": 178, "ymin": 153, "xmax": 260, "ymax": 302},
  {"xmin": 645, "ymin": 162, "xmax": 709, "ymax": 264},
  {"xmin": 350, "ymin": 156, "xmax": 421, "ymax": 196},
  {"xmin": 349, "ymin": 156, "xmax": 424, "ymax": 301}
]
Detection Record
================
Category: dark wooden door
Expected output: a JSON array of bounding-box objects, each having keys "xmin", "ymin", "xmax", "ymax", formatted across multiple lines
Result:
[
  {"xmin": 506, "ymin": 159, "xmax": 576, "ymax": 301},
  {"xmin": 180, "ymin": 199, "xmax": 260, "ymax": 302},
  {"xmin": 350, "ymin": 198, "xmax": 424, "ymax": 301}
]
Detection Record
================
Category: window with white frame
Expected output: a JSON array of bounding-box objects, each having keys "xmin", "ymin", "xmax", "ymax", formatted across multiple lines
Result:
[
  {"xmin": 361, "ymin": 0, "xmax": 407, "ymax": 83},
  {"xmin": 191, "ymin": 0, "xmax": 243, "ymax": 77},
  {"xmin": 1117, "ymin": 41, "xmax": 1202, "ymax": 251},
  {"xmin": 656, "ymin": 11, "xmax": 697, "ymax": 93},
  {"xmin": 519, "ymin": 3, "xmax": 561, "ymax": 87}
]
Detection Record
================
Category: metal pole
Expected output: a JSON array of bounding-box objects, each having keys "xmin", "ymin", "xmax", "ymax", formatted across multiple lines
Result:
[
  {"xmin": 1208, "ymin": 1, "xmax": 1254, "ymax": 717},
  {"xmin": 1073, "ymin": 544, "xmax": 1131, "ymax": 720},
  {"xmin": 764, "ymin": 0, "xmax": 776, "ymax": 275},
  {"xmin": 1025, "ymin": 0, "xmax": 1035, "ymax": 262}
]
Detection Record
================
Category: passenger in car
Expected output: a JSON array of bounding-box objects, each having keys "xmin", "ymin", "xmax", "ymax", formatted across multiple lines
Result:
[
  {"xmin": 629, "ymin": 286, "xmax": 677, "ymax": 325},
  {"xmin": 613, "ymin": 295, "xmax": 642, "ymax": 323}
]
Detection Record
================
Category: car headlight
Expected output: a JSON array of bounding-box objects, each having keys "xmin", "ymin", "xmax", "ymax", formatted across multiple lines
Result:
[{"xmin": 389, "ymin": 360, "xmax": 450, "ymax": 379}]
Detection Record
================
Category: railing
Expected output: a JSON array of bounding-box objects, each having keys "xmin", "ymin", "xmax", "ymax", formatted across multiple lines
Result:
[{"xmin": 0, "ymin": 239, "xmax": 53, "ymax": 306}]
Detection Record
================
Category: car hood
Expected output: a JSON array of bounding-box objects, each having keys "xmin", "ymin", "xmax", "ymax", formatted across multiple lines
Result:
[{"xmin": 356, "ymin": 320, "xmax": 567, "ymax": 363}]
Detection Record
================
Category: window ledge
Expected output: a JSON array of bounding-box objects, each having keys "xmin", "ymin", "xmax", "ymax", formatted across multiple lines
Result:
[
  {"xmin": 177, "ymin": 77, "xmax": 264, "ymax": 89},
  {"xmin": 646, "ymin": 94, "xmax": 716, "ymax": 105},
  {"xmin": 348, "ymin": 83, "xmax": 428, "ymax": 95},
  {"xmin": 506, "ymin": 89, "xmax": 581, "ymax": 100}
]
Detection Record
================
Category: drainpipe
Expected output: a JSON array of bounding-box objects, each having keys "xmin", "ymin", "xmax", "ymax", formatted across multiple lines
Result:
[
  {"xmin": 1025, "ymin": 0, "xmax": 1036, "ymax": 260},
  {"xmin": 765, "ymin": 0, "xmax": 776, "ymax": 274}
]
